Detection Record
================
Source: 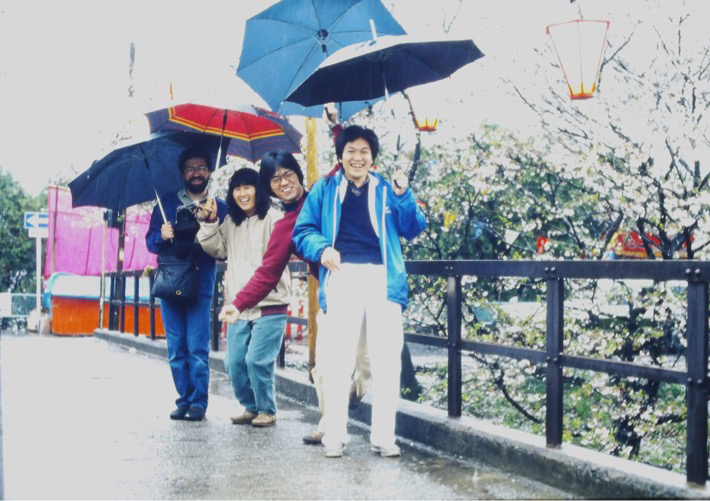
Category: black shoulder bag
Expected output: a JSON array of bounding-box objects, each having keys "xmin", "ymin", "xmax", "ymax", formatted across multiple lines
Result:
[{"xmin": 151, "ymin": 204, "xmax": 201, "ymax": 303}]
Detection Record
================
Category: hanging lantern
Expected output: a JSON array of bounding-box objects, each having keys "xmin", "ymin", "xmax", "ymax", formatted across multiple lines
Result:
[
  {"xmin": 415, "ymin": 115, "xmax": 439, "ymax": 132},
  {"xmin": 405, "ymin": 86, "xmax": 440, "ymax": 132},
  {"xmin": 546, "ymin": 19, "xmax": 610, "ymax": 99}
]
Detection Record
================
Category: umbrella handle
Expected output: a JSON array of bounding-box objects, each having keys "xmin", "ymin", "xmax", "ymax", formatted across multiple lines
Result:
[
  {"xmin": 154, "ymin": 189, "xmax": 168, "ymax": 224},
  {"xmin": 215, "ymin": 109, "xmax": 228, "ymax": 171},
  {"xmin": 370, "ymin": 19, "xmax": 377, "ymax": 41}
]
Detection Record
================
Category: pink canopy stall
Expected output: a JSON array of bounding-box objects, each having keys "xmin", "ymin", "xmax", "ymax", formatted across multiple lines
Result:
[{"xmin": 45, "ymin": 185, "xmax": 157, "ymax": 278}]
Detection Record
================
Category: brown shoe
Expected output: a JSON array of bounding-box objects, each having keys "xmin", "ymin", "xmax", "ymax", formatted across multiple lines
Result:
[
  {"xmin": 251, "ymin": 413, "xmax": 277, "ymax": 427},
  {"xmin": 302, "ymin": 430, "xmax": 324, "ymax": 445},
  {"xmin": 231, "ymin": 410, "xmax": 257, "ymax": 425}
]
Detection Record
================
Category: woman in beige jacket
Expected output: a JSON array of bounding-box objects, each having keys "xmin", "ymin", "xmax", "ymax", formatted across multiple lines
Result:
[{"xmin": 197, "ymin": 167, "xmax": 291, "ymax": 428}]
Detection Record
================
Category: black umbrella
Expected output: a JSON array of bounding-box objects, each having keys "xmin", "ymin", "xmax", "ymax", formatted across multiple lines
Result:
[
  {"xmin": 285, "ymin": 35, "xmax": 485, "ymax": 106},
  {"xmin": 69, "ymin": 131, "xmax": 225, "ymax": 221}
]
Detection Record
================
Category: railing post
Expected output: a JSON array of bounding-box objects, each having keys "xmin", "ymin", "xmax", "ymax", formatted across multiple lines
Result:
[
  {"xmin": 108, "ymin": 273, "xmax": 117, "ymax": 331},
  {"xmin": 133, "ymin": 273, "xmax": 139, "ymax": 337},
  {"xmin": 119, "ymin": 272, "xmax": 126, "ymax": 333},
  {"xmin": 211, "ymin": 273, "xmax": 221, "ymax": 352},
  {"xmin": 148, "ymin": 273, "xmax": 156, "ymax": 341},
  {"xmin": 686, "ymin": 278, "xmax": 708, "ymax": 485},
  {"xmin": 446, "ymin": 273, "xmax": 462, "ymax": 418},
  {"xmin": 545, "ymin": 272, "xmax": 564, "ymax": 448},
  {"xmin": 277, "ymin": 336, "xmax": 286, "ymax": 369}
]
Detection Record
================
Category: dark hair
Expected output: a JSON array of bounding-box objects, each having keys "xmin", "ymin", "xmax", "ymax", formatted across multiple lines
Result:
[
  {"xmin": 178, "ymin": 148, "xmax": 213, "ymax": 173},
  {"xmin": 335, "ymin": 125, "xmax": 379, "ymax": 162},
  {"xmin": 226, "ymin": 167, "xmax": 270, "ymax": 225},
  {"xmin": 259, "ymin": 150, "xmax": 304, "ymax": 196}
]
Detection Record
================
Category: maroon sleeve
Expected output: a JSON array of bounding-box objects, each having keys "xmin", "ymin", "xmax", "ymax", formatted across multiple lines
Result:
[
  {"xmin": 232, "ymin": 216, "xmax": 295, "ymax": 312},
  {"xmin": 331, "ymin": 123, "xmax": 343, "ymax": 141},
  {"xmin": 327, "ymin": 124, "xmax": 344, "ymax": 177}
]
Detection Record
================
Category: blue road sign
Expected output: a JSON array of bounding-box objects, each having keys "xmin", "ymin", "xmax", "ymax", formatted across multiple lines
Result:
[{"xmin": 24, "ymin": 212, "xmax": 48, "ymax": 229}]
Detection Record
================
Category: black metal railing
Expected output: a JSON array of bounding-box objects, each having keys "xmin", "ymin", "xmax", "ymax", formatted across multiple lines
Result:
[
  {"xmin": 104, "ymin": 259, "xmax": 709, "ymax": 485},
  {"xmin": 105, "ymin": 261, "xmax": 309, "ymax": 352},
  {"xmin": 404, "ymin": 259, "xmax": 709, "ymax": 486}
]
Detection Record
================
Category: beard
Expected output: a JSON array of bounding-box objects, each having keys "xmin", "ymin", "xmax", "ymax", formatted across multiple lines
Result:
[{"xmin": 185, "ymin": 176, "xmax": 208, "ymax": 194}]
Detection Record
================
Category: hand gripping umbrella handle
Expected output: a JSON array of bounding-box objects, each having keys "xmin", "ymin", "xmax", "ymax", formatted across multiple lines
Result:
[{"xmin": 153, "ymin": 188, "xmax": 173, "ymax": 244}]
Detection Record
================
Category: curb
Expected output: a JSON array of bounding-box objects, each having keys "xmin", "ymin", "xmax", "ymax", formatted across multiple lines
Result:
[{"xmin": 95, "ymin": 329, "xmax": 710, "ymax": 499}]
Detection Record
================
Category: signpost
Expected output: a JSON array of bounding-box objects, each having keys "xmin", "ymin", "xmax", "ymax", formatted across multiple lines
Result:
[{"xmin": 24, "ymin": 212, "xmax": 48, "ymax": 317}]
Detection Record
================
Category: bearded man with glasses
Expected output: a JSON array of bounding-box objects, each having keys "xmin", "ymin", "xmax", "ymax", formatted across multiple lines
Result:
[{"xmin": 146, "ymin": 148, "xmax": 227, "ymax": 422}]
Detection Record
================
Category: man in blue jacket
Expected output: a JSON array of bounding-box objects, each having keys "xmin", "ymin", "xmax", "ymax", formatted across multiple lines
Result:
[
  {"xmin": 292, "ymin": 125, "xmax": 426, "ymax": 458},
  {"xmin": 146, "ymin": 148, "xmax": 227, "ymax": 421}
]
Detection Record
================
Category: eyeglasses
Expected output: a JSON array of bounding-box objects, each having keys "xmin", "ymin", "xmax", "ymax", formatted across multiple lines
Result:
[
  {"xmin": 270, "ymin": 170, "xmax": 298, "ymax": 187},
  {"xmin": 184, "ymin": 165, "xmax": 209, "ymax": 175}
]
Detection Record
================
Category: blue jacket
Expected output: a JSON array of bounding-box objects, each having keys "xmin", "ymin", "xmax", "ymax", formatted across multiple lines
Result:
[
  {"xmin": 292, "ymin": 170, "xmax": 426, "ymax": 312},
  {"xmin": 146, "ymin": 190, "xmax": 227, "ymax": 297}
]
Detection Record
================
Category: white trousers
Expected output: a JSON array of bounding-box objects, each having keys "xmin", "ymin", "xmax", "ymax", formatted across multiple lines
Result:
[
  {"xmin": 318, "ymin": 263, "xmax": 403, "ymax": 448},
  {"xmin": 313, "ymin": 315, "xmax": 370, "ymax": 434}
]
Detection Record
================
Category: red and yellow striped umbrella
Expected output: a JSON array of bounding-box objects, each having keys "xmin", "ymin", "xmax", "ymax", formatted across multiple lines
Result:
[{"xmin": 145, "ymin": 103, "xmax": 302, "ymax": 163}]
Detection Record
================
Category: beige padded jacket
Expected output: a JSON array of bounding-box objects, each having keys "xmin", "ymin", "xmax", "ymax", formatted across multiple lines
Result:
[{"xmin": 197, "ymin": 207, "xmax": 291, "ymax": 321}]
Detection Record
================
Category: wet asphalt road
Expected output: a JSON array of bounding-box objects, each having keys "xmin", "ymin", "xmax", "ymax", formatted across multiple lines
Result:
[{"xmin": 0, "ymin": 331, "xmax": 572, "ymax": 499}]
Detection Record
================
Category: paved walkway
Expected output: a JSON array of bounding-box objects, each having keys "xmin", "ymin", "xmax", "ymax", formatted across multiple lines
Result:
[{"xmin": 0, "ymin": 331, "xmax": 572, "ymax": 500}]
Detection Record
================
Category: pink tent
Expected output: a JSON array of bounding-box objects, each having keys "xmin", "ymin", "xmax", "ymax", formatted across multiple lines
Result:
[{"xmin": 45, "ymin": 186, "xmax": 157, "ymax": 278}]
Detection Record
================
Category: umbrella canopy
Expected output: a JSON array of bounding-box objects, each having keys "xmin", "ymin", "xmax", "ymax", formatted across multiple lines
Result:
[
  {"xmin": 236, "ymin": 0, "xmax": 405, "ymax": 119},
  {"xmin": 285, "ymin": 35, "xmax": 485, "ymax": 106},
  {"xmin": 68, "ymin": 131, "xmax": 225, "ymax": 212},
  {"xmin": 145, "ymin": 103, "xmax": 302, "ymax": 163}
]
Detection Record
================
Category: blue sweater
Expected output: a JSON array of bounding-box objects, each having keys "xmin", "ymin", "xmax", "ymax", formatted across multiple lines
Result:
[{"xmin": 146, "ymin": 191, "xmax": 227, "ymax": 297}]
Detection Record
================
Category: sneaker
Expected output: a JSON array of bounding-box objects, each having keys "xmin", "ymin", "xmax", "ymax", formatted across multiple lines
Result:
[
  {"xmin": 184, "ymin": 405, "xmax": 206, "ymax": 422},
  {"xmin": 371, "ymin": 444, "xmax": 401, "ymax": 458},
  {"xmin": 324, "ymin": 443, "xmax": 345, "ymax": 458},
  {"xmin": 170, "ymin": 406, "xmax": 189, "ymax": 420},
  {"xmin": 251, "ymin": 413, "xmax": 277, "ymax": 427},
  {"xmin": 302, "ymin": 430, "xmax": 324, "ymax": 445},
  {"xmin": 231, "ymin": 410, "xmax": 257, "ymax": 425}
]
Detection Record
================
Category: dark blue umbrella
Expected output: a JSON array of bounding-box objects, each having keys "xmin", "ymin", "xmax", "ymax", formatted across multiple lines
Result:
[
  {"xmin": 285, "ymin": 35, "xmax": 485, "ymax": 106},
  {"xmin": 68, "ymin": 131, "xmax": 225, "ymax": 217},
  {"xmin": 236, "ymin": 0, "xmax": 405, "ymax": 120}
]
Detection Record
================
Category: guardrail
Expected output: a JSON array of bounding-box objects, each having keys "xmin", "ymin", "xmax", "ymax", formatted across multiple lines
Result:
[
  {"xmin": 104, "ymin": 261, "xmax": 309, "ymax": 355},
  {"xmin": 104, "ymin": 259, "xmax": 709, "ymax": 485}
]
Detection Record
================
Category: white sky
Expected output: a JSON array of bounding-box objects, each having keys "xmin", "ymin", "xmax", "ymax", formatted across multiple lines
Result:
[{"xmin": 0, "ymin": 0, "xmax": 629, "ymax": 196}]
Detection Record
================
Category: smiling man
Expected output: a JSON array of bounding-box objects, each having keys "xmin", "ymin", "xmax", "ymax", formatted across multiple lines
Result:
[
  {"xmin": 292, "ymin": 125, "xmax": 427, "ymax": 459},
  {"xmin": 145, "ymin": 148, "xmax": 227, "ymax": 422}
]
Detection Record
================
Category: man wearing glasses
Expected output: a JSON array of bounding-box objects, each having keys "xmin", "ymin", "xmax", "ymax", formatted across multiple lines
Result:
[{"xmin": 146, "ymin": 148, "xmax": 227, "ymax": 422}]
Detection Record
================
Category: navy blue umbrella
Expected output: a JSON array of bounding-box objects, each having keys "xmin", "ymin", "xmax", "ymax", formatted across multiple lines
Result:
[
  {"xmin": 285, "ymin": 35, "xmax": 485, "ymax": 106},
  {"xmin": 68, "ymin": 131, "xmax": 225, "ymax": 217},
  {"xmin": 237, "ymin": 0, "xmax": 405, "ymax": 120}
]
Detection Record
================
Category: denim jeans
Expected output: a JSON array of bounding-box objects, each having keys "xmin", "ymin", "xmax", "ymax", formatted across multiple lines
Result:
[
  {"xmin": 225, "ymin": 314, "xmax": 287, "ymax": 415},
  {"xmin": 160, "ymin": 294, "xmax": 213, "ymax": 411}
]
